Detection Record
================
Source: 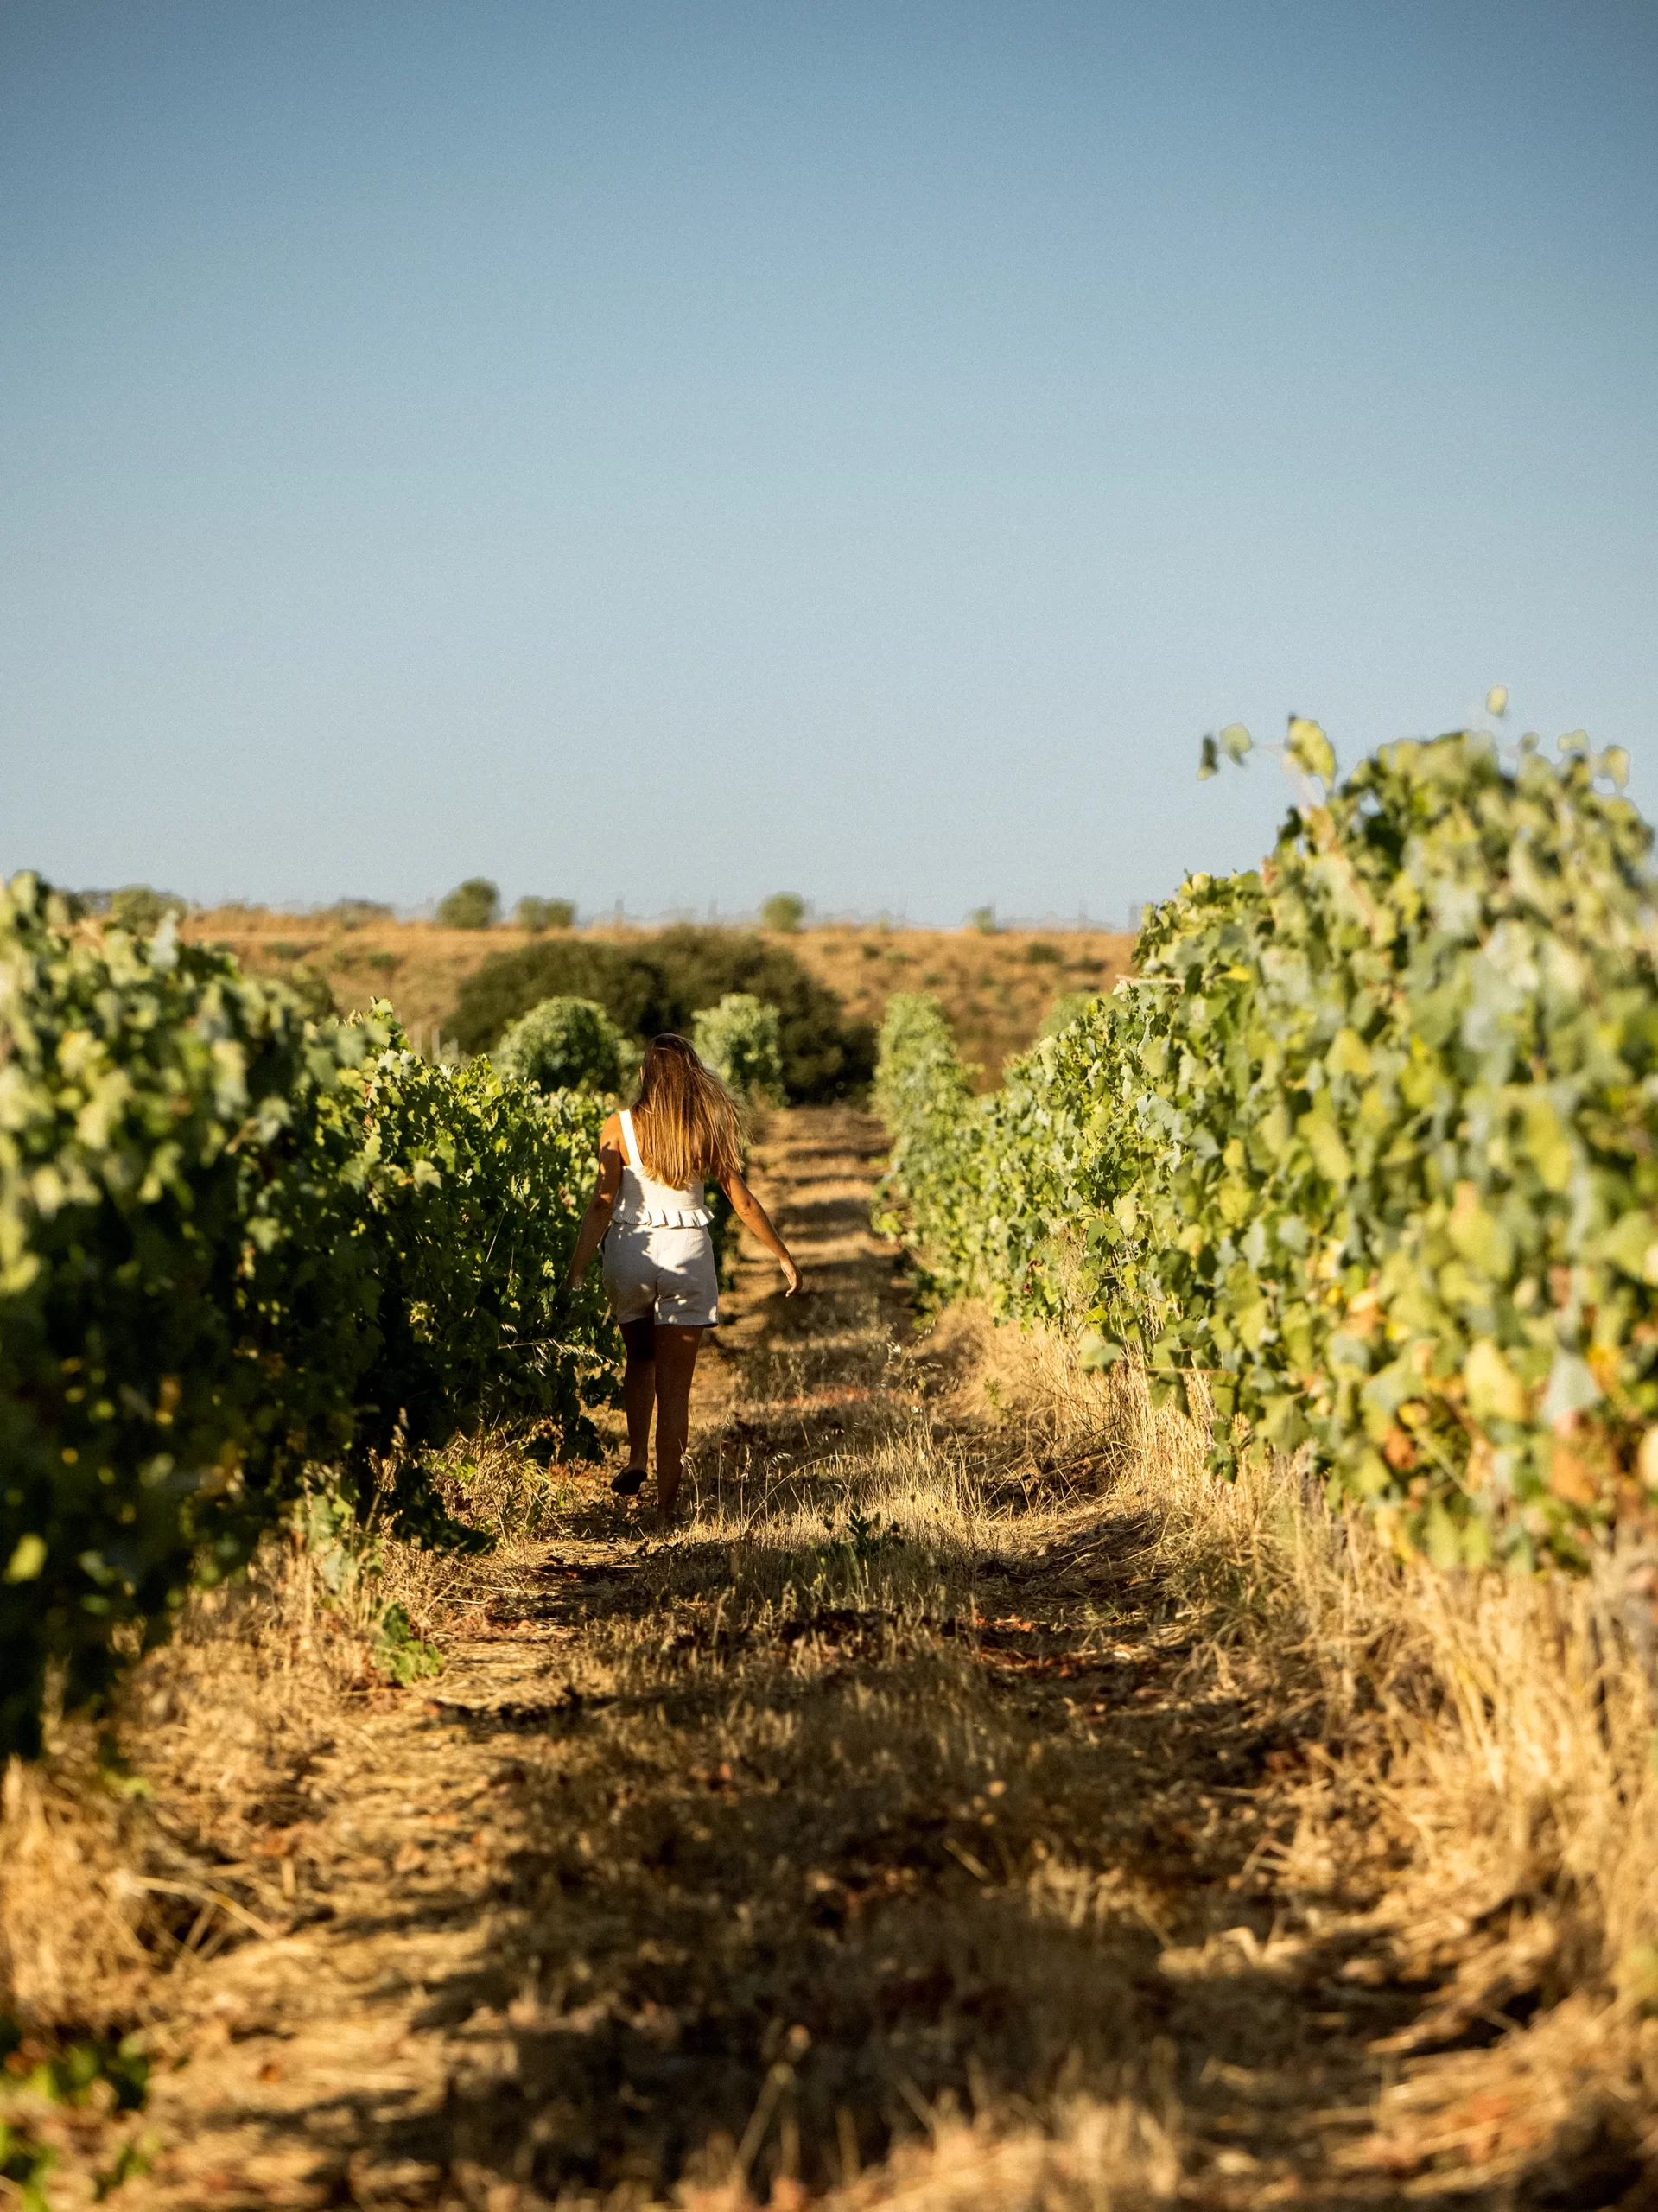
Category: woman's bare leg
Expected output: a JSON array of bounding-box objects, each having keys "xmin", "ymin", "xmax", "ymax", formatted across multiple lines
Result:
[
  {"xmin": 652, "ymin": 1324, "xmax": 706, "ymax": 1522},
  {"xmin": 620, "ymin": 1318, "xmax": 656, "ymax": 1472}
]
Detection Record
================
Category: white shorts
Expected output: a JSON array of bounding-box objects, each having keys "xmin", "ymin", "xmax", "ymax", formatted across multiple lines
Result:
[{"xmin": 602, "ymin": 1222, "xmax": 719, "ymax": 1329}]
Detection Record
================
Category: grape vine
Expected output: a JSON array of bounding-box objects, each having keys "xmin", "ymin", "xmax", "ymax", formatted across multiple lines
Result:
[
  {"xmin": 1, "ymin": 875, "xmax": 617, "ymax": 1758},
  {"xmin": 876, "ymin": 723, "xmax": 1658, "ymax": 1570}
]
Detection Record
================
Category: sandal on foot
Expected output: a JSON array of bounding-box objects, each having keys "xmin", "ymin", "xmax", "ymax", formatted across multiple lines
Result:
[{"xmin": 610, "ymin": 1466, "xmax": 649, "ymax": 1497}]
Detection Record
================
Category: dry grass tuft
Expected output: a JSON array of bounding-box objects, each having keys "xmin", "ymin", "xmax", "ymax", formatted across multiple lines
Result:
[
  {"xmin": 676, "ymin": 2095, "xmax": 1183, "ymax": 2212},
  {"xmin": 971, "ymin": 1317, "xmax": 1658, "ymax": 2193},
  {"xmin": 0, "ymin": 1481, "xmax": 549, "ymax": 2041}
]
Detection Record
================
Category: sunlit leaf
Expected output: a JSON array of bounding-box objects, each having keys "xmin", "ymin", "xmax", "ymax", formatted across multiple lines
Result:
[{"xmin": 1286, "ymin": 716, "xmax": 1336, "ymax": 784}]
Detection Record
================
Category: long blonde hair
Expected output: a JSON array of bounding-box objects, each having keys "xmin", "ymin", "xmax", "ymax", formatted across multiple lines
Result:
[{"xmin": 631, "ymin": 1034, "xmax": 742, "ymax": 1188}]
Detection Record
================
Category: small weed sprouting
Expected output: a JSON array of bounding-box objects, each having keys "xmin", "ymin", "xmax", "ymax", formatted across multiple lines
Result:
[
  {"xmin": 2, "ymin": 2105, "xmax": 56, "ymax": 2210},
  {"xmin": 0, "ymin": 2022, "xmax": 154, "ymax": 2210},
  {"xmin": 816, "ymin": 1506, "xmax": 905, "ymax": 1573},
  {"xmin": 295, "ymin": 1490, "xmax": 442, "ymax": 1683},
  {"xmin": 297, "ymin": 1487, "xmax": 384, "ymax": 1603},
  {"xmin": 372, "ymin": 1603, "xmax": 444, "ymax": 1686},
  {"xmin": 22, "ymin": 2035, "xmax": 149, "ymax": 2115}
]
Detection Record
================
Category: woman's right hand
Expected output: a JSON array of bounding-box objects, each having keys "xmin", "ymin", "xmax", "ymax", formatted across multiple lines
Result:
[{"xmin": 781, "ymin": 1255, "xmax": 801, "ymax": 1296}]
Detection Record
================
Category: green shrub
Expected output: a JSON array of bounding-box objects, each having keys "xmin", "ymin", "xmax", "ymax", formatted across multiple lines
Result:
[
  {"xmin": 437, "ymin": 878, "xmax": 500, "ymax": 931},
  {"xmin": 493, "ymin": 995, "xmax": 625, "ymax": 1095},
  {"xmin": 450, "ymin": 927, "xmax": 874, "ymax": 1102},
  {"xmin": 284, "ymin": 965, "xmax": 336, "ymax": 1021},
  {"xmin": 454, "ymin": 938, "xmax": 663, "ymax": 1045},
  {"xmin": 967, "ymin": 906, "xmax": 997, "ymax": 935},
  {"xmin": 515, "ymin": 896, "xmax": 575, "ymax": 935},
  {"xmin": 874, "ymin": 724, "xmax": 1658, "ymax": 1572},
  {"xmin": 760, "ymin": 893, "xmax": 805, "ymax": 933},
  {"xmin": 108, "ymin": 886, "xmax": 188, "ymax": 933},
  {"xmin": 320, "ymin": 899, "xmax": 395, "ymax": 930},
  {"xmin": 0, "ymin": 875, "xmax": 616, "ymax": 1758},
  {"xmin": 693, "ymin": 993, "xmax": 784, "ymax": 1104}
]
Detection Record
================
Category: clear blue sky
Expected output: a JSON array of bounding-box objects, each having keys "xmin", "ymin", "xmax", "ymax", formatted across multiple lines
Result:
[{"xmin": 4, "ymin": 2, "xmax": 1655, "ymax": 924}]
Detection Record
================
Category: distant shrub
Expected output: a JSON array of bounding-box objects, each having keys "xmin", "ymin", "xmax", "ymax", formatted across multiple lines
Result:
[
  {"xmin": 285, "ymin": 967, "xmax": 338, "ymax": 1022},
  {"xmin": 1023, "ymin": 939, "xmax": 1062, "ymax": 965},
  {"xmin": 321, "ymin": 899, "xmax": 395, "ymax": 930},
  {"xmin": 437, "ymin": 878, "xmax": 500, "ymax": 931},
  {"xmin": 455, "ymin": 941, "xmax": 665, "ymax": 1048},
  {"xmin": 451, "ymin": 926, "xmax": 874, "ymax": 1102},
  {"xmin": 67, "ymin": 889, "xmax": 112, "ymax": 917},
  {"xmin": 516, "ymin": 896, "xmax": 576, "ymax": 935},
  {"xmin": 761, "ymin": 893, "xmax": 805, "ymax": 934},
  {"xmin": 109, "ymin": 886, "xmax": 188, "ymax": 933},
  {"xmin": 967, "ymin": 906, "xmax": 997, "ymax": 935},
  {"xmin": 693, "ymin": 994, "xmax": 784, "ymax": 1104},
  {"xmin": 493, "ymin": 996, "xmax": 625, "ymax": 1096}
]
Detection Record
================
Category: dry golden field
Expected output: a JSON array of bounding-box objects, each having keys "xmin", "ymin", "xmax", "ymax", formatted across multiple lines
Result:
[
  {"xmin": 180, "ymin": 912, "xmax": 1134, "ymax": 1083},
  {"xmin": 5, "ymin": 1110, "xmax": 1655, "ymax": 2208}
]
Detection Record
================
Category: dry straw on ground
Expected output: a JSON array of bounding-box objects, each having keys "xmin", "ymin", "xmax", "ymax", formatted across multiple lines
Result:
[{"xmin": 4, "ymin": 1107, "xmax": 1656, "ymax": 2208}]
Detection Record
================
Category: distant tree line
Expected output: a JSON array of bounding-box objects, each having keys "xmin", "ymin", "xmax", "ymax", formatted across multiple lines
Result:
[{"xmin": 435, "ymin": 880, "xmax": 808, "ymax": 936}]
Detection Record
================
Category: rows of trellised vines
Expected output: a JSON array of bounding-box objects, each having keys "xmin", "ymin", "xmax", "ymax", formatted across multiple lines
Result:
[
  {"xmin": 875, "ymin": 721, "xmax": 1658, "ymax": 1572},
  {"xmin": 1, "ymin": 874, "xmax": 617, "ymax": 1758}
]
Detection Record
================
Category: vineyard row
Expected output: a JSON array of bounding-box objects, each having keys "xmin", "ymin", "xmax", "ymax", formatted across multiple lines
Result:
[
  {"xmin": 0, "ymin": 874, "xmax": 616, "ymax": 1760},
  {"xmin": 873, "ymin": 722, "xmax": 1658, "ymax": 1573}
]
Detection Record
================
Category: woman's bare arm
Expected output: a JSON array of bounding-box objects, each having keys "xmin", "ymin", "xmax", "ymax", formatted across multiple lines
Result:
[
  {"xmin": 720, "ymin": 1168, "xmax": 800, "ymax": 1294},
  {"xmin": 567, "ymin": 1115, "xmax": 625, "ymax": 1287}
]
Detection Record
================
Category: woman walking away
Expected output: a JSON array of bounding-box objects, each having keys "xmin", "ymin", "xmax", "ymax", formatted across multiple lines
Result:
[{"xmin": 568, "ymin": 1033, "xmax": 799, "ymax": 1523}]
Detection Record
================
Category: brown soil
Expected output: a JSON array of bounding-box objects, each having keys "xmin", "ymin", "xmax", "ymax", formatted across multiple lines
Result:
[{"xmin": 22, "ymin": 1111, "xmax": 1649, "ymax": 2209}]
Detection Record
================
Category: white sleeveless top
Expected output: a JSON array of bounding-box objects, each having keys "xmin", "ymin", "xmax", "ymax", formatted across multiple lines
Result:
[{"xmin": 613, "ymin": 1109, "xmax": 713, "ymax": 1229}]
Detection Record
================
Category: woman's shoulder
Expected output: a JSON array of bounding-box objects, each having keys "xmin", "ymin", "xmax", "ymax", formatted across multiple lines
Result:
[{"xmin": 598, "ymin": 1108, "xmax": 625, "ymax": 1147}]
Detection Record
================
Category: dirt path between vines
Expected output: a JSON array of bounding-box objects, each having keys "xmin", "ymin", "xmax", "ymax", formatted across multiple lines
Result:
[{"xmin": 111, "ymin": 1109, "xmax": 1610, "ymax": 2211}]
